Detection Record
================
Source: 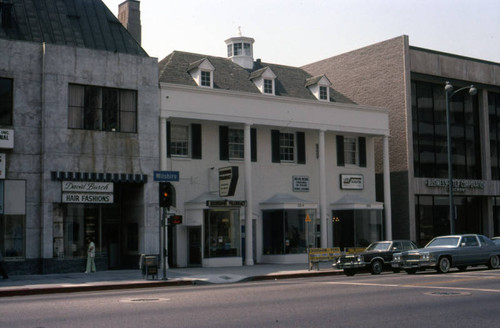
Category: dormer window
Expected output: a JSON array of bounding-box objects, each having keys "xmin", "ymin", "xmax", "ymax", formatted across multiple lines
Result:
[
  {"xmin": 201, "ymin": 71, "xmax": 211, "ymax": 87},
  {"xmin": 306, "ymin": 75, "xmax": 332, "ymax": 102},
  {"xmin": 188, "ymin": 58, "xmax": 214, "ymax": 88},
  {"xmin": 319, "ymin": 86, "xmax": 328, "ymax": 100},
  {"xmin": 264, "ymin": 79, "xmax": 273, "ymax": 94},
  {"xmin": 250, "ymin": 67, "xmax": 276, "ymax": 96}
]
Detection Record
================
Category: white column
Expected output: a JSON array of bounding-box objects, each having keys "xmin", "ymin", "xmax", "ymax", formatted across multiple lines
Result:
[
  {"xmin": 383, "ymin": 135, "xmax": 392, "ymax": 240},
  {"xmin": 244, "ymin": 123, "xmax": 254, "ymax": 265},
  {"xmin": 160, "ymin": 117, "xmax": 167, "ymax": 170},
  {"xmin": 319, "ymin": 130, "xmax": 328, "ymax": 247}
]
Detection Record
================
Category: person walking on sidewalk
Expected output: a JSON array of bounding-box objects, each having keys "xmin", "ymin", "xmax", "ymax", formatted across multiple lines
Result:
[
  {"xmin": 85, "ymin": 238, "xmax": 96, "ymax": 273},
  {"xmin": 0, "ymin": 252, "xmax": 8, "ymax": 279}
]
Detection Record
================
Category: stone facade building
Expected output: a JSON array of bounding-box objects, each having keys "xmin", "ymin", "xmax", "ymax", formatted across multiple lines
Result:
[{"xmin": 0, "ymin": 0, "xmax": 159, "ymax": 274}]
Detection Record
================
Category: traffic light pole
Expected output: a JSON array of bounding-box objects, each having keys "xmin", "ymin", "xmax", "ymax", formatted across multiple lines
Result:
[{"xmin": 161, "ymin": 207, "xmax": 168, "ymax": 280}]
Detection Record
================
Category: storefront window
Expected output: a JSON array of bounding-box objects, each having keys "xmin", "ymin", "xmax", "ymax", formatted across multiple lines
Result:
[
  {"xmin": 494, "ymin": 197, "xmax": 500, "ymax": 236},
  {"xmin": 63, "ymin": 205, "xmax": 100, "ymax": 258},
  {"xmin": 1, "ymin": 215, "xmax": 25, "ymax": 258},
  {"xmin": 415, "ymin": 195, "xmax": 483, "ymax": 246},
  {"xmin": 263, "ymin": 209, "xmax": 315, "ymax": 255},
  {"xmin": 1, "ymin": 180, "xmax": 26, "ymax": 259},
  {"xmin": 204, "ymin": 209, "xmax": 240, "ymax": 258},
  {"xmin": 332, "ymin": 209, "xmax": 383, "ymax": 249}
]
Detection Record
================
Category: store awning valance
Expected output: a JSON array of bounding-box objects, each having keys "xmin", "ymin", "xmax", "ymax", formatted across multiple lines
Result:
[
  {"xmin": 51, "ymin": 171, "xmax": 148, "ymax": 184},
  {"xmin": 260, "ymin": 193, "xmax": 318, "ymax": 210},
  {"xmin": 331, "ymin": 194, "xmax": 383, "ymax": 210}
]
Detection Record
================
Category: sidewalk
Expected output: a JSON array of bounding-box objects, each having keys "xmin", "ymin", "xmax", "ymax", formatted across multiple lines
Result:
[{"xmin": 0, "ymin": 263, "xmax": 342, "ymax": 297}]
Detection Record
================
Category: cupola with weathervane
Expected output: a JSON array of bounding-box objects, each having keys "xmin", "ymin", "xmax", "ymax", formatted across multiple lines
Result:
[{"xmin": 225, "ymin": 27, "xmax": 255, "ymax": 69}]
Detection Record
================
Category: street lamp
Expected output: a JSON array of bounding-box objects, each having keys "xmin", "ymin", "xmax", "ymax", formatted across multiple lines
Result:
[{"xmin": 444, "ymin": 81, "xmax": 477, "ymax": 235}]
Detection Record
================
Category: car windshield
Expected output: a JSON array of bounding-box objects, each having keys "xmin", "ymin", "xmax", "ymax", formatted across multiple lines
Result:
[
  {"xmin": 426, "ymin": 237, "xmax": 460, "ymax": 248},
  {"xmin": 365, "ymin": 242, "xmax": 391, "ymax": 251}
]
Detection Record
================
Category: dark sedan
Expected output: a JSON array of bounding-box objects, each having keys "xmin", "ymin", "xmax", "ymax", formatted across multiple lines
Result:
[
  {"xmin": 392, "ymin": 234, "xmax": 500, "ymax": 274},
  {"xmin": 335, "ymin": 240, "xmax": 418, "ymax": 276}
]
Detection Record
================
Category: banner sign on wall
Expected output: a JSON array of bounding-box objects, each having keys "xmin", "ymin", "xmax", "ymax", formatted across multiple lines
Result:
[
  {"xmin": 340, "ymin": 174, "xmax": 364, "ymax": 190},
  {"xmin": 293, "ymin": 176, "xmax": 309, "ymax": 192},
  {"xmin": 0, "ymin": 129, "xmax": 14, "ymax": 149}
]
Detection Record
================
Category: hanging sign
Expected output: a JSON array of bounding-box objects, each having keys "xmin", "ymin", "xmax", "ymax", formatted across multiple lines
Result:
[{"xmin": 219, "ymin": 166, "xmax": 239, "ymax": 197}]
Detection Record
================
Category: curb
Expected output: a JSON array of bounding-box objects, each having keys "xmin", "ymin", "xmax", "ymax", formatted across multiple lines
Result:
[{"xmin": 0, "ymin": 270, "xmax": 343, "ymax": 298}]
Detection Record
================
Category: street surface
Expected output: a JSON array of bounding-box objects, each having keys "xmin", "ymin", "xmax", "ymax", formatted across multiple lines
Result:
[{"xmin": 1, "ymin": 267, "xmax": 499, "ymax": 328}]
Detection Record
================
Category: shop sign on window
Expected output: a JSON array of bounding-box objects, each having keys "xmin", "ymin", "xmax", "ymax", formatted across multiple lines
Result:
[
  {"xmin": 0, "ymin": 153, "xmax": 5, "ymax": 179},
  {"xmin": 61, "ymin": 181, "xmax": 114, "ymax": 204}
]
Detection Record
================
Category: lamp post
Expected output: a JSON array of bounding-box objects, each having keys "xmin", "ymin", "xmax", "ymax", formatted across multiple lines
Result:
[{"xmin": 444, "ymin": 81, "xmax": 477, "ymax": 234}]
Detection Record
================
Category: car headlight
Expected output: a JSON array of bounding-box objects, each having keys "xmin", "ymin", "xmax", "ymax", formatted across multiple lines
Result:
[
  {"xmin": 393, "ymin": 254, "xmax": 401, "ymax": 261},
  {"xmin": 421, "ymin": 253, "xmax": 433, "ymax": 261},
  {"xmin": 357, "ymin": 255, "xmax": 364, "ymax": 262}
]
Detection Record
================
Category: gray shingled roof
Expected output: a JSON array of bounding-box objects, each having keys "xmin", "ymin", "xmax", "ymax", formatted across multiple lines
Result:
[
  {"xmin": 159, "ymin": 51, "xmax": 354, "ymax": 103},
  {"xmin": 0, "ymin": 0, "xmax": 148, "ymax": 56}
]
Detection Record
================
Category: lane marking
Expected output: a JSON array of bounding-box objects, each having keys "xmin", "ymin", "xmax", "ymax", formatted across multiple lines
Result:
[{"xmin": 323, "ymin": 281, "xmax": 500, "ymax": 293}]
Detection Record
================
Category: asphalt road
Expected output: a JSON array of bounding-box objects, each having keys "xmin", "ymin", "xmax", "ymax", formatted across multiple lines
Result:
[{"xmin": 1, "ymin": 267, "xmax": 500, "ymax": 328}]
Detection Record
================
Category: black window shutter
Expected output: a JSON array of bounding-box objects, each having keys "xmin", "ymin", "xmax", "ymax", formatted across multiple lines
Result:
[
  {"xmin": 166, "ymin": 121, "xmax": 171, "ymax": 158},
  {"xmin": 219, "ymin": 126, "xmax": 229, "ymax": 160},
  {"xmin": 358, "ymin": 137, "xmax": 366, "ymax": 167},
  {"xmin": 336, "ymin": 135, "xmax": 344, "ymax": 166},
  {"xmin": 251, "ymin": 128, "xmax": 257, "ymax": 162},
  {"xmin": 191, "ymin": 123, "xmax": 202, "ymax": 159},
  {"xmin": 271, "ymin": 130, "xmax": 281, "ymax": 163},
  {"xmin": 297, "ymin": 132, "xmax": 306, "ymax": 164}
]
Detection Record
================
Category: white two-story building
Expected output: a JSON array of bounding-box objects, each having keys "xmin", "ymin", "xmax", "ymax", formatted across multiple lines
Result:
[{"xmin": 159, "ymin": 33, "xmax": 392, "ymax": 267}]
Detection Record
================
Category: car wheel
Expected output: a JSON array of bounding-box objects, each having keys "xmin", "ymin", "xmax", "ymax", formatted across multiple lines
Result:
[
  {"xmin": 370, "ymin": 260, "xmax": 383, "ymax": 275},
  {"xmin": 344, "ymin": 269, "xmax": 356, "ymax": 276},
  {"xmin": 488, "ymin": 255, "xmax": 500, "ymax": 269},
  {"xmin": 405, "ymin": 268, "xmax": 417, "ymax": 274},
  {"xmin": 457, "ymin": 266, "xmax": 467, "ymax": 272},
  {"xmin": 437, "ymin": 257, "xmax": 451, "ymax": 273}
]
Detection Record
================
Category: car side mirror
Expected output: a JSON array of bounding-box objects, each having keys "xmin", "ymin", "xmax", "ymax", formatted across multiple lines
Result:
[{"xmin": 460, "ymin": 243, "xmax": 466, "ymax": 247}]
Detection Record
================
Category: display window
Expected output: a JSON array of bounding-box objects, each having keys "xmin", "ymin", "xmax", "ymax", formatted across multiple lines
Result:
[
  {"xmin": 262, "ymin": 209, "xmax": 316, "ymax": 255},
  {"xmin": 204, "ymin": 208, "xmax": 240, "ymax": 258}
]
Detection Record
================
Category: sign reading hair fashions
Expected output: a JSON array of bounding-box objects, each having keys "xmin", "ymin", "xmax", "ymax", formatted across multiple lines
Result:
[
  {"xmin": 61, "ymin": 181, "xmax": 114, "ymax": 204},
  {"xmin": 340, "ymin": 174, "xmax": 364, "ymax": 190}
]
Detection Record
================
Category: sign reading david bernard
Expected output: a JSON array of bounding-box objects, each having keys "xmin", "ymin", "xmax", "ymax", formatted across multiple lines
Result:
[
  {"xmin": 62, "ymin": 181, "xmax": 114, "ymax": 204},
  {"xmin": 340, "ymin": 174, "xmax": 364, "ymax": 190}
]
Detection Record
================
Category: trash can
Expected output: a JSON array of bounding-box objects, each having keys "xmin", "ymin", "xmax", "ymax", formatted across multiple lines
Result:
[{"xmin": 139, "ymin": 254, "xmax": 159, "ymax": 280}]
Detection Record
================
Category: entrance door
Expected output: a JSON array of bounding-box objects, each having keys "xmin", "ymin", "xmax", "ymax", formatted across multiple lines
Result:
[
  {"xmin": 103, "ymin": 223, "xmax": 120, "ymax": 269},
  {"xmin": 188, "ymin": 227, "xmax": 202, "ymax": 266}
]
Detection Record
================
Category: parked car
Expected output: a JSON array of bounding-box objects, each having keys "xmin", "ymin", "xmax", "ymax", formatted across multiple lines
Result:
[
  {"xmin": 335, "ymin": 240, "xmax": 419, "ymax": 276},
  {"xmin": 493, "ymin": 237, "xmax": 500, "ymax": 246},
  {"xmin": 392, "ymin": 234, "xmax": 500, "ymax": 274}
]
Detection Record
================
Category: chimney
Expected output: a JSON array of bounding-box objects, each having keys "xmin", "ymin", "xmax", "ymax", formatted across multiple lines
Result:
[{"xmin": 118, "ymin": 0, "xmax": 142, "ymax": 45}]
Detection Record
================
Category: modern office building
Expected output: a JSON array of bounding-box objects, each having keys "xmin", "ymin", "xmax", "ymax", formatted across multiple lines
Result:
[
  {"xmin": 0, "ymin": 0, "xmax": 159, "ymax": 274},
  {"xmin": 304, "ymin": 36, "xmax": 500, "ymax": 245},
  {"xmin": 159, "ymin": 32, "xmax": 391, "ymax": 267}
]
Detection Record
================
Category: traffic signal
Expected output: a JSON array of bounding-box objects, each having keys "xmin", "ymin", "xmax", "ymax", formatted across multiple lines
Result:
[{"xmin": 159, "ymin": 182, "xmax": 174, "ymax": 208}]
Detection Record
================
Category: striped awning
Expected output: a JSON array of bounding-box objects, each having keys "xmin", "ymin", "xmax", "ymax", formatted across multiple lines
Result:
[{"xmin": 51, "ymin": 171, "xmax": 148, "ymax": 184}]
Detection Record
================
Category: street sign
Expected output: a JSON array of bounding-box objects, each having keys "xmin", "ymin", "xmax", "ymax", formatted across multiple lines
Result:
[{"xmin": 154, "ymin": 171, "xmax": 180, "ymax": 182}]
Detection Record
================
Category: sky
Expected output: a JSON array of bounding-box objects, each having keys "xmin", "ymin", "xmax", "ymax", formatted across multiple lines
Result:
[{"xmin": 102, "ymin": 0, "xmax": 500, "ymax": 67}]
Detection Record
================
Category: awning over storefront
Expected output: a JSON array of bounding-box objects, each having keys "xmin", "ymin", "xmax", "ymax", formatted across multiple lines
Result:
[
  {"xmin": 51, "ymin": 171, "xmax": 148, "ymax": 183},
  {"xmin": 260, "ymin": 193, "xmax": 318, "ymax": 210},
  {"xmin": 331, "ymin": 194, "xmax": 383, "ymax": 210}
]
